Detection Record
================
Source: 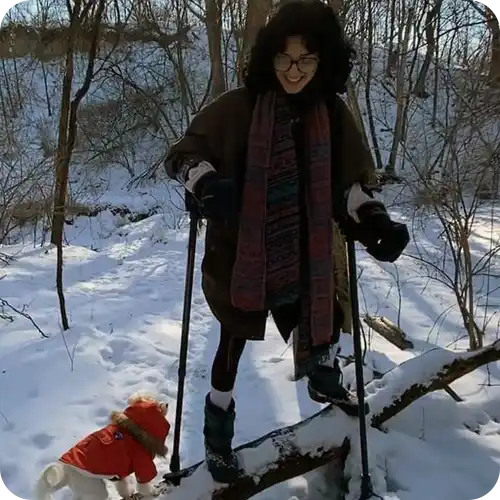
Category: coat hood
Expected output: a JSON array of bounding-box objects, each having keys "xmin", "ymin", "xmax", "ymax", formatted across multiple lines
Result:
[{"xmin": 111, "ymin": 401, "xmax": 170, "ymax": 457}]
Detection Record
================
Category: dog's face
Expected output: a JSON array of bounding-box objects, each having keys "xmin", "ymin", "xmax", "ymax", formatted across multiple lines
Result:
[
  {"xmin": 159, "ymin": 402, "xmax": 168, "ymax": 416},
  {"xmin": 127, "ymin": 392, "xmax": 169, "ymax": 417}
]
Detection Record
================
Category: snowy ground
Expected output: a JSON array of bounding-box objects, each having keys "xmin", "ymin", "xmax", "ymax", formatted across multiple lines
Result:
[{"xmin": 0, "ymin": 189, "xmax": 500, "ymax": 500}]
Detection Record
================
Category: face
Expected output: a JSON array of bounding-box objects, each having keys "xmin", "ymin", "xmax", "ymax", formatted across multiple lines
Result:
[{"xmin": 274, "ymin": 36, "xmax": 319, "ymax": 94}]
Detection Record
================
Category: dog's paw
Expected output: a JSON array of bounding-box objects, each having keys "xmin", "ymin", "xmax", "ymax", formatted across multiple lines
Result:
[{"xmin": 151, "ymin": 484, "xmax": 162, "ymax": 497}]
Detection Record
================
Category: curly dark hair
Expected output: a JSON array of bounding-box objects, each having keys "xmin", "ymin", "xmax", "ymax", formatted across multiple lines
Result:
[{"xmin": 243, "ymin": 0, "xmax": 355, "ymax": 96}]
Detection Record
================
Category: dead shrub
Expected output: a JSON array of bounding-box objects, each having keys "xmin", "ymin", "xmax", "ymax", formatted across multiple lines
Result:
[{"xmin": 10, "ymin": 197, "xmax": 94, "ymax": 226}]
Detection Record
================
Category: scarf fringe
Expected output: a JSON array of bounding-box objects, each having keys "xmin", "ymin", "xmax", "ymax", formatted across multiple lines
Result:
[{"xmin": 294, "ymin": 342, "xmax": 333, "ymax": 381}]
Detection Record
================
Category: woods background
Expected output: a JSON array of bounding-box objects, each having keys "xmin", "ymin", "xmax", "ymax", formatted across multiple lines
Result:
[{"xmin": 0, "ymin": 2, "xmax": 499, "ymax": 498}]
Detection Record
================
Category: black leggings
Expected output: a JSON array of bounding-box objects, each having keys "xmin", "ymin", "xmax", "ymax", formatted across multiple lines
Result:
[{"xmin": 211, "ymin": 327, "xmax": 247, "ymax": 392}]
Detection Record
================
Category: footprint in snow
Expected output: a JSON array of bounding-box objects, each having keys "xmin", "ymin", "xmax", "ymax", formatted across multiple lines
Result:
[
  {"xmin": 98, "ymin": 346, "xmax": 113, "ymax": 362},
  {"xmin": 94, "ymin": 406, "xmax": 110, "ymax": 418},
  {"xmin": 267, "ymin": 357, "xmax": 285, "ymax": 364},
  {"xmin": 0, "ymin": 461, "xmax": 18, "ymax": 485},
  {"xmin": 124, "ymin": 378, "xmax": 141, "ymax": 387},
  {"xmin": 192, "ymin": 312, "xmax": 206, "ymax": 322},
  {"xmin": 31, "ymin": 433, "xmax": 54, "ymax": 450},
  {"xmin": 3, "ymin": 421, "xmax": 15, "ymax": 432},
  {"xmin": 191, "ymin": 367, "xmax": 208, "ymax": 379},
  {"xmin": 107, "ymin": 339, "xmax": 137, "ymax": 364},
  {"xmin": 151, "ymin": 346, "xmax": 177, "ymax": 358},
  {"xmin": 73, "ymin": 398, "xmax": 95, "ymax": 406},
  {"xmin": 28, "ymin": 387, "xmax": 40, "ymax": 398}
]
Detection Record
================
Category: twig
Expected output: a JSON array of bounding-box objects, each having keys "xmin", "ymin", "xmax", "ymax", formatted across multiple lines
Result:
[
  {"xmin": 59, "ymin": 325, "xmax": 75, "ymax": 371},
  {"xmin": 0, "ymin": 298, "xmax": 49, "ymax": 338},
  {"xmin": 0, "ymin": 252, "xmax": 14, "ymax": 265},
  {"xmin": 0, "ymin": 409, "xmax": 9, "ymax": 424}
]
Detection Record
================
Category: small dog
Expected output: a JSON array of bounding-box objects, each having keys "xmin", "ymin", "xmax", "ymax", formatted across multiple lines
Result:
[{"xmin": 34, "ymin": 393, "xmax": 170, "ymax": 500}]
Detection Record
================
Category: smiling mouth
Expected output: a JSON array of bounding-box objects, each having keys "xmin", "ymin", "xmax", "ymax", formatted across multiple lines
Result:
[{"xmin": 285, "ymin": 76, "xmax": 303, "ymax": 83}]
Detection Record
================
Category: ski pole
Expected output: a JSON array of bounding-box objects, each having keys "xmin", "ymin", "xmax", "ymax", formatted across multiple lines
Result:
[
  {"xmin": 347, "ymin": 239, "xmax": 375, "ymax": 500},
  {"xmin": 169, "ymin": 202, "xmax": 198, "ymax": 485}
]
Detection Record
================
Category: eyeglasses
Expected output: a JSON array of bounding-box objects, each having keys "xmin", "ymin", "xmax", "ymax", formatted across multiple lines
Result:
[{"xmin": 273, "ymin": 53, "xmax": 319, "ymax": 74}]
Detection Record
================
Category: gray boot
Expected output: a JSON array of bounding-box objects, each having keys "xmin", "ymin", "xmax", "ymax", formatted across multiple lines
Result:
[
  {"xmin": 203, "ymin": 393, "xmax": 240, "ymax": 483},
  {"xmin": 307, "ymin": 360, "xmax": 369, "ymax": 416}
]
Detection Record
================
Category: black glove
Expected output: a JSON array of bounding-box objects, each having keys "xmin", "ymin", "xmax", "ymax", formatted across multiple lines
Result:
[
  {"xmin": 193, "ymin": 172, "xmax": 237, "ymax": 220},
  {"xmin": 356, "ymin": 201, "xmax": 409, "ymax": 263}
]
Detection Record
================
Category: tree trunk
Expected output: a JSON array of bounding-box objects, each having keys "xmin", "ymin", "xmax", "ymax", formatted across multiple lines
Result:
[
  {"xmin": 385, "ymin": 0, "xmax": 398, "ymax": 77},
  {"xmin": 386, "ymin": 7, "xmax": 414, "ymax": 176},
  {"xmin": 362, "ymin": 0, "xmax": 384, "ymax": 171},
  {"xmin": 413, "ymin": 0, "xmax": 443, "ymax": 98},
  {"xmin": 485, "ymin": 7, "xmax": 500, "ymax": 88},
  {"xmin": 236, "ymin": 0, "xmax": 272, "ymax": 84},
  {"xmin": 51, "ymin": 0, "xmax": 105, "ymax": 331},
  {"xmin": 159, "ymin": 339, "xmax": 500, "ymax": 500},
  {"xmin": 205, "ymin": 0, "xmax": 226, "ymax": 99},
  {"xmin": 51, "ymin": 53, "xmax": 74, "ymax": 247},
  {"xmin": 51, "ymin": 1, "xmax": 78, "ymax": 331}
]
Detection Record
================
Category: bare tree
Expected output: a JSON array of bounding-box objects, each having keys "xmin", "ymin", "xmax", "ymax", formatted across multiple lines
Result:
[
  {"xmin": 405, "ymin": 69, "xmax": 500, "ymax": 350},
  {"xmin": 51, "ymin": 0, "xmax": 106, "ymax": 330},
  {"xmin": 236, "ymin": 0, "xmax": 272, "ymax": 84},
  {"xmin": 484, "ymin": 6, "xmax": 500, "ymax": 87},
  {"xmin": 385, "ymin": 5, "xmax": 415, "ymax": 175},
  {"xmin": 467, "ymin": 1, "xmax": 500, "ymax": 88},
  {"xmin": 413, "ymin": 0, "xmax": 443, "ymax": 98},
  {"xmin": 205, "ymin": 0, "xmax": 226, "ymax": 98},
  {"xmin": 360, "ymin": 0, "xmax": 384, "ymax": 171}
]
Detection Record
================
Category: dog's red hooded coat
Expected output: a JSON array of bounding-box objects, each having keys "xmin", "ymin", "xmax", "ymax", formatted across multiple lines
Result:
[{"xmin": 60, "ymin": 400, "xmax": 170, "ymax": 484}]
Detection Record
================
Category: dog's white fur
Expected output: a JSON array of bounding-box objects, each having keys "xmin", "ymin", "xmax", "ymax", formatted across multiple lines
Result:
[
  {"xmin": 34, "ymin": 462, "xmax": 120, "ymax": 500},
  {"xmin": 34, "ymin": 392, "xmax": 166, "ymax": 500}
]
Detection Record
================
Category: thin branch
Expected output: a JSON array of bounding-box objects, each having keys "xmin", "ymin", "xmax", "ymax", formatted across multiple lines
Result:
[{"xmin": 0, "ymin": 297, "xmax": 49, "ymax": 338}]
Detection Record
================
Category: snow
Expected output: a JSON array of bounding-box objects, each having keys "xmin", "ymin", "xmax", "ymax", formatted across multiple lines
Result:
[
  {"xmin": 0, "ymin": 191, "xmax": 499, "ymax": 500},
  {"xmin": 365, "ymin": 343, "xmax": 496, "ymax": 417},
  {"xmin": 1, "ymin": 9, "xmax": 500, "ymax": 498}
]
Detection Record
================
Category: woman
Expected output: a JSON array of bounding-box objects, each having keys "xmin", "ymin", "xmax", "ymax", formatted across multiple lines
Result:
[{"xmin": 165, "ymin": 0, "xmax": 409, "ymax": 483}]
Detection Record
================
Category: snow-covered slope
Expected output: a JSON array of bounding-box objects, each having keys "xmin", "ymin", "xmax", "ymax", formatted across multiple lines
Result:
[{"xmin": 0, "ymin": 198, "xmax": 499, "ymax": 499}]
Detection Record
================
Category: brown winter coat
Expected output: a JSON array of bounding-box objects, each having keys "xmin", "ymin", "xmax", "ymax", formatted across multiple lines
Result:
[{"xmin": 165, "ymin": 87, "xmax": 376, "ymax": 342}]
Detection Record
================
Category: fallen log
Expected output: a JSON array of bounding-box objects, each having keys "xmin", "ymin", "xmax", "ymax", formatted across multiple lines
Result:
[
  {"xmin": 369, "ymin": 340, "xmax": 500, "ymax": 426},
  {"xmin": 363, "ymin": 315, "xmax": 462, "ymax": 402},
  {"xmin": 159, "ymin": 340, "xmax": 500, "ymax": 500},
  {"xmin": 363, "ymin": 315, "xmax": 413, "ymax": 350},
  {"xmin": 160, "ymin": 409, "xmax": 353, "ymax": 500}
]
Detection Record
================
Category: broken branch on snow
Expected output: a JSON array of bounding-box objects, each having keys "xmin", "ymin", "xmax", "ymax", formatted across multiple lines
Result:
[
  {"xmin": 363, "ymin": 315, "xmax": 414, "ymax": 350},
  {"xmin": 159, "ymin": 340, "xmax": 500, "ymax": 499}
]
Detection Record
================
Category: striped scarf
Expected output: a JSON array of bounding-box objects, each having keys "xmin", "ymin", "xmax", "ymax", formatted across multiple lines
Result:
[{"xmin": 230, "ymin": 91, "xmax": 334, "ymax": 376}]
